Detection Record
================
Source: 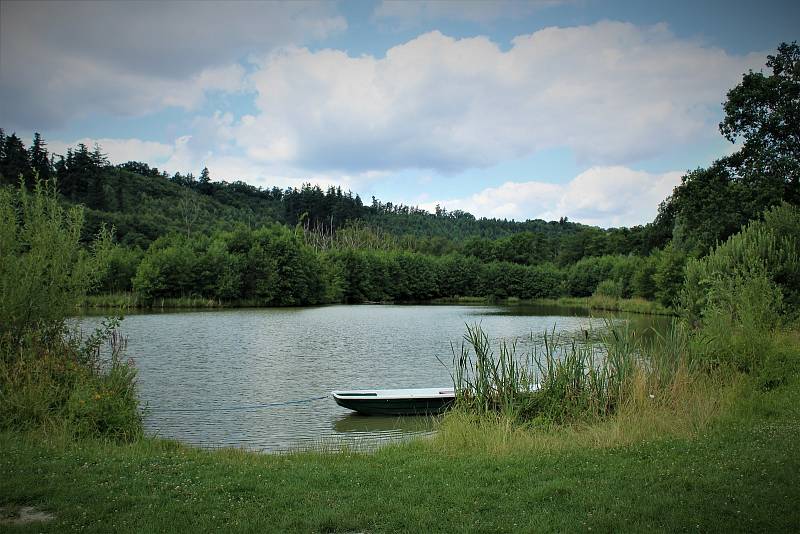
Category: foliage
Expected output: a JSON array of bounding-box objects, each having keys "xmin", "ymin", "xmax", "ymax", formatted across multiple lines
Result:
[
  {"xmin": 594, "ymin": 279, "xmax": 624, "ymax": 299},
  {"xmin": 0, "ymin": 320, "xmax": 142, "ymax": 440},
  {"xmin": 0, "ymin": 180, "xmax": 111, "ymax": 341},
  {"xmin": 682, "ymin": 203, "xmax": 800, "ymax": 375},
  {"xmin": 653, "ymin": 243, "xmax": 687, "ymax": 308},
  {"xmin": 720, "ymin": 41, "xmax": 800, "ymax": 206},
  {"xmin": 657, "ymin": 42, "xmax": 800, "ymax": 254},
  {"xmin": 682, "ymin": 203, "xmax": 800, "ymax": 325},
  {"xmin": 0, "ymin": 181, "xmax": 141, "ymax": 440}
]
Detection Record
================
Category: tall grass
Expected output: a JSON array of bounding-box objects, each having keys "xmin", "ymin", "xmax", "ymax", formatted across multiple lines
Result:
[
  {"xmin": 452, "ymin": 325, "xmax": 537, "ymax": 419},
  {"xmin": 452, "ymin": 320, "xmax": 705, "ymax": 425},
  {"xmin": 442, "ymin": 319, "xmax": 743, "ymax": 453}
]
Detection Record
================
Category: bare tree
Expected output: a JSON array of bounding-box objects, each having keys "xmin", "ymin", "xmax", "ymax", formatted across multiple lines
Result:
[{"xmin": 178, "ymin": 193, "xmax": 201, "ymax": 238}]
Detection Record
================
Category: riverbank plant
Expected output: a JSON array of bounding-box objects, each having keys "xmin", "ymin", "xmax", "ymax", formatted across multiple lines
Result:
[
  {"xmin": 0, "ymin": 180, "xmax": 142, "ymax": 440},
  {"xmin": 451, "ymin": 319, "xmax": 705, "ymax": 426}
]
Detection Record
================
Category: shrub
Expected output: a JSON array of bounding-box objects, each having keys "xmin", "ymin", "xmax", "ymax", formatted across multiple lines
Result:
[
  {"xmin": 0, "ymin": 180, "xmax": 111, "ymax": 341},
  {"xmin": 0, "ymin": 181, "xmax": 142, "ymax": 440},
  {"xmin": 682, "ymin": 203, "xmax": 800, "ymax": 325},
  {"xmin": 594, "ymin": 279, "xmax": 624, "ymax": 299}
]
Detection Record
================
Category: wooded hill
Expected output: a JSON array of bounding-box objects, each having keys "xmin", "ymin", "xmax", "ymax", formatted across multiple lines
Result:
[{"xmin": 1, "ymin": 42, "xmax": 797, "ymax": 308}]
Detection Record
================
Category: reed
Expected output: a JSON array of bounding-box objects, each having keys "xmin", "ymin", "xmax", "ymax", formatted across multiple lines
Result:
[
  {"xmin": 452, "ymin": 319, "xmax": 702, "ymax": 425},
  {"xmin": 452, "ymin": 324, "xmax": 539, "ymax": 419}
]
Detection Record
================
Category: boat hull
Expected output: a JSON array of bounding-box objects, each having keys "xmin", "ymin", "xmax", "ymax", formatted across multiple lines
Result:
[{"xmin": 332, "ymin": 388, "xmax": 455, "ymax": 416}]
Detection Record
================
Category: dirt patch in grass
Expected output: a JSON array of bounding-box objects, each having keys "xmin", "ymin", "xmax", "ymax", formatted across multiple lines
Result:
[{"xmin": 0, "ymin": 505, "xmax": 55, "ymax": 525}]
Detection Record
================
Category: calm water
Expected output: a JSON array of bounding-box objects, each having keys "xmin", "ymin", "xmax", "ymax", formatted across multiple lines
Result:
[{"xmin": 78, "ymin": 304, "xmax": 668, "ymax": 452}]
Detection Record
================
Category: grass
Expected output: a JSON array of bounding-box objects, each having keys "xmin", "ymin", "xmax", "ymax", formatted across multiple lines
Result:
[
  {"xmin": 1, "ymin": 370, "xmax": 798, "ymax": 533},
  {"xmin": 433, "ymin": 295, "xmax": 674, "ymax": 315},
  {"xmin": 538, "ymin": 296, "xmax": 674, "ymax": 316},
  {"xmin": 450, "ymin": 319, "xmax": 707, "ymax": 427},
  {"xmin": 80, "ymin": 293, "xmax": 292, "ymax": 310},
  {"xmin": 85, "ymin": 292, "xmax": 674, "ymax": 316}
]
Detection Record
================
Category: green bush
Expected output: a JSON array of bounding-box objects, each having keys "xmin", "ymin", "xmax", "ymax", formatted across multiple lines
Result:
[
  {"xmin": 681, "ymin": 203, "xmax": 800, "ymax": 378},
  {"xmin": 594, "ymin": 279, "xmax": 624, "ymax": 299},
  {"xmin": 682, "ymin": 203, "xmax": 800, "ymax": 325},
  {"xmin": 0, "ymin": 181, "xmax": 111, "ymax": 340},
  {"xmin": 654, "ymin": 243, "xmax": 687, "ymax": 308},
  {"xmin": 0, "ymin": 181, "xmax": 142, "ymax": 440}
]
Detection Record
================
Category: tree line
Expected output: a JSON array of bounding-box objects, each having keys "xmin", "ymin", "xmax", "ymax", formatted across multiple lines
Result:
[{"xmin": 98, "ymin": 223, "xmax": 684, "ymax": 306}]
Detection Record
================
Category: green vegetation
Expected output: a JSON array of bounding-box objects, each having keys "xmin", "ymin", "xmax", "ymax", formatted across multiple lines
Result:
[
  {"xmin": 0, "ymin": 183, "xmax": 141, "ymax": 440},
  {"xmin": 1, "ymin": 42, "xmax": 800, "ymax": 532},
  {"xmin": 448, "ymin": 202, "xmax": 800, "ymax": 428},
  {"xmin": 2, "ymin": 45, "xmax": 796, "ymax": 309}
]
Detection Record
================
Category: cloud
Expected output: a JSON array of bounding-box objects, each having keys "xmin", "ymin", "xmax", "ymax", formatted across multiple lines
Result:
[
  {"xmin": 374, "ymin": 0, "xmax": 567, "ymax": 25},
  {"xmin": 235, "ymin": 22, "xmax": 761, "ymax": 174},
  {"xmin": 0, "ymin": 1, "xmax": 346, "ymax": 128},
  {"xmin": 418, "ymin": 166, "xmax": 683, "ymax": 227}
]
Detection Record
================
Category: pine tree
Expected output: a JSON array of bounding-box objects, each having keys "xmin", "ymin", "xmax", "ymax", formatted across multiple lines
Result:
[
  {"xmin": 29, "ymin": 132, "xmax": 51, "ymax": 183},
  {"xmin": 86, "ymin": 143, "xmax": 108, "ymax": 210},
  {"xmin": 198, "ymin": 166, "xmax": 211, "ymax": 194},
  {"xmin": 0, "ymin": 133, "xmax": 31, "ymax": 187}
]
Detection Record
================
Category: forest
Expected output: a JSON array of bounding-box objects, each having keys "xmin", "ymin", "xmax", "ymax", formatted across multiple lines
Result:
[{"xmin": 1, "ymin": 43, "xmax": 798, "ymax": 312}]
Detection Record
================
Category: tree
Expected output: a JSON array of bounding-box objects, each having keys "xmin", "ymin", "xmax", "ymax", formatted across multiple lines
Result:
[
  {"xmin": 720, "ymin": 41, "xmax": 799, "ymax": 205},
  {"xmin": 655, "ymin": 43, "xmax": 800, "ymax": 253},
  {"xmin": 670, "ymin": 164, "xmax": 748, "ymax": 255},
  {"xmin": 0, "ymin": 133, "xmax": 31, "ymax": 187},
  {"xmin": 653, "ymin": 243, "xmax": 687, "ymax": 308},
  {"xmin": 178, "ymin": 192, "xmax": 201, "ymax": 237},
  {"xmin": 29, "ymin": 133, "xmax": 51, "ymax": 183},
  {"xmin": 198, "ymin": 166, "xmax": 212, "ymax": 195}
]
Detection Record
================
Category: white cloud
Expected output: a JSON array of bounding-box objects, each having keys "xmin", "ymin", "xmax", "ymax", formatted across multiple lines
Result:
[
  {"xmin": 234, "ymin": 22, "xmax": 762, "ymax": 174},
  {"xmin": 0, "ymin": 1, "xmax": 346, "ymax": 128},
  {"xmin": 419, "ymin": 166, "xmax": 683, "ymax": 227}
]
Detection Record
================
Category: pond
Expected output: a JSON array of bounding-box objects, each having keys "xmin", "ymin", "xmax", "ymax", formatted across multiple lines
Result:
[{"xmin": 78, "ymin": 304, "xmax": 670, "ymax": 452}]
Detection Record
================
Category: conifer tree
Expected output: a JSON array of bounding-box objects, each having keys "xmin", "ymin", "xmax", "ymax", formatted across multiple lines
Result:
[
  {"xmin": 0, "ymin": 133, "xmax": 31, "ymax": 187},
  {"xmin": 29, "ymin": 132, "xmax": 51, "ymax": 183}
]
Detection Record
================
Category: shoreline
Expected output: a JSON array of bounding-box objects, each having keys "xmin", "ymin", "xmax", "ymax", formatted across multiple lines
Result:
[{"xmin": 80, "ymin": 293, "xmax": 675, "ymax": 316}]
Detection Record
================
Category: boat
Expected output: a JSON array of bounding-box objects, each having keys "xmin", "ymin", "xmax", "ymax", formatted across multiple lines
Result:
[{"xmin": 331, "ymin": 387, "xmax": 455, "ymax": 416}]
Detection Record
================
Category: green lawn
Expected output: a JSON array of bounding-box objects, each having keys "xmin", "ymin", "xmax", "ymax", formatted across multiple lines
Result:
[{"xmin": 2, "ymin": 376, "xmax": 799, "ymax": 533}]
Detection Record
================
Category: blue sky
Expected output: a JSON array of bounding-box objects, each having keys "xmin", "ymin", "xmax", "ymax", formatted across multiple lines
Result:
[{"xmin": 1, "ymin": 0, "xmax": 797, "ymax": 227}]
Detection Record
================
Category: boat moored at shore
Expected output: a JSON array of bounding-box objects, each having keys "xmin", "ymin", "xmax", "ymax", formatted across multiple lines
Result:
[{"xmin": 332, "ymin": 388, "xmax": 455, "ymax": 416}]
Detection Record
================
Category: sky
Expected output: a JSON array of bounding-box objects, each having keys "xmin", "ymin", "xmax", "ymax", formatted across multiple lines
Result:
[{"xmin": 1, "ymin": 0, "xmax": 797, "ymax": 227}]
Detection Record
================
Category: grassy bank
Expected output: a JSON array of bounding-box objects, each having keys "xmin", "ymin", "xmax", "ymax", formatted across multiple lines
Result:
[
  {"xmin": 81, "ymin": 293, "xmax": 272, "ymax": 310},
  {"xmin": 538, "ymin": 296, "xmax": 674, "ymax": 315},
  {"xmin": 433, "ymin": 295, "xmax": 674, "ymax": 315},
  {"xmin": 2, "ymin": 368, "xmax": 799, "ymax": 533},
  {"xmin": 81, "ymin": 292, "xmax": 673, "ymax": 316}
]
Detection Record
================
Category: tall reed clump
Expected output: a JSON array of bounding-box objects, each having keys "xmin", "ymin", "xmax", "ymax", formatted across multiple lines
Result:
[
  {"xmin": 452, "ymin": 319, "xmax": 703, "ymax": 426},
  {"xmin": 452, "ymin": 325, "xmax": 538, "ymax": 420},
  {"xmin": 0, "ymin": 180, "xmax": 142, "ymax": 440}
]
